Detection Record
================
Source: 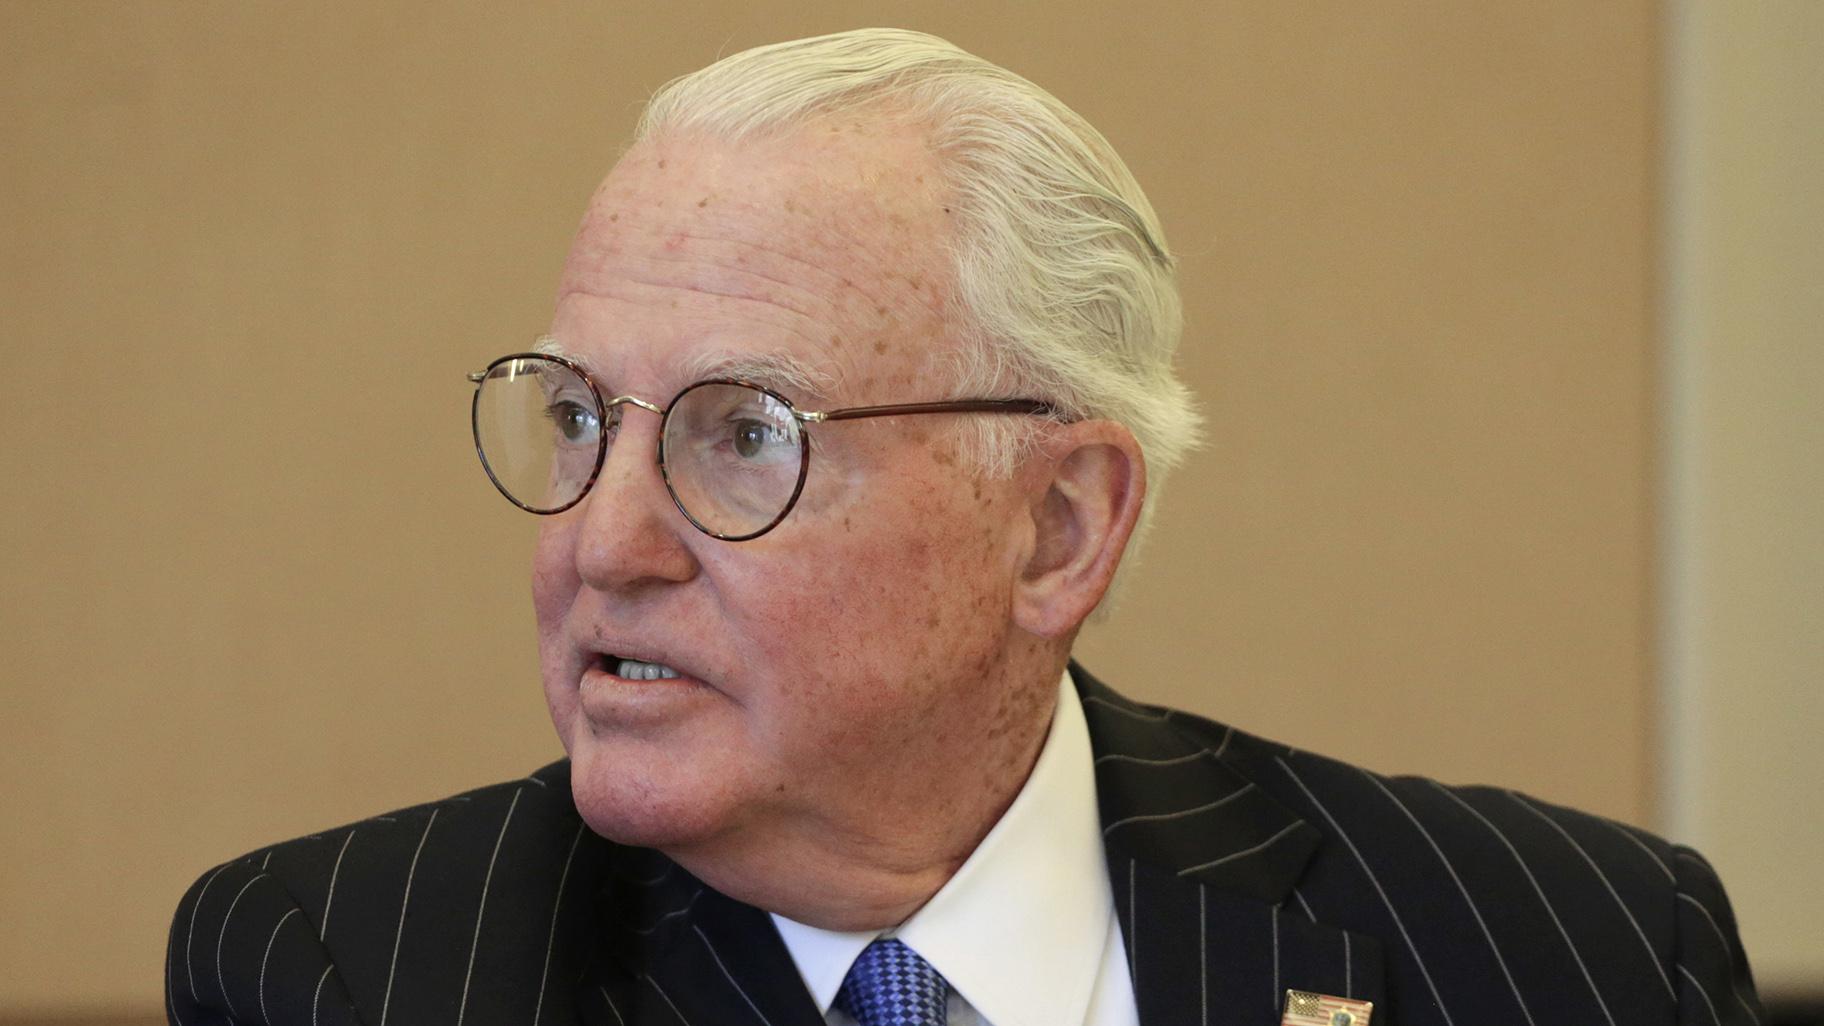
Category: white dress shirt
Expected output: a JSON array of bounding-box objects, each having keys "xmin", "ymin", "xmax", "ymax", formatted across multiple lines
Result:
[{"xmin": 771, "ymin": 670, "xmax": 1139, "ymax": 1026}]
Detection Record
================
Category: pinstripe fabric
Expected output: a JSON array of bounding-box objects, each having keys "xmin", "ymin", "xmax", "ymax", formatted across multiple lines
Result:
[
  {"xmin": 169, "ymin": 664, "xmax": 1761, "ymax": 1025},
  {"xmin": 168, "ymin": 764, "xmax": 615, "ymax": 1026},
  {"xmin": 1080, "ymin": 668, "xmax": 1762, "ymax": 1026}
]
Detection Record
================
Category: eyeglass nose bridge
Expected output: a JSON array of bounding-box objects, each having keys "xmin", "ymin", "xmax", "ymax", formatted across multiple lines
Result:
[
  {"xmin": 596, "ymin": 396, "xmax": 670, "ymax": 475},
  {"xmin": 572, "ymin": 392, "xmax": 694, "ymax": 541},
  {"xmin": 602, "ymin": 394, "xmax": 666, "ymax": 417}
]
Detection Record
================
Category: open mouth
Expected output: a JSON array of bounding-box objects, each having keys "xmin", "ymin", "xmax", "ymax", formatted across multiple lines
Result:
[{"xmin": 602, "ymin": 654, "xmax": 683, "ymax": 681}]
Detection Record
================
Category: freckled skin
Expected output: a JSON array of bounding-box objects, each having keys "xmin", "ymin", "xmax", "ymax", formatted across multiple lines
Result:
[{"xmin": 535, "ymin": 122, "xmax": 1073, "ymax": 928}]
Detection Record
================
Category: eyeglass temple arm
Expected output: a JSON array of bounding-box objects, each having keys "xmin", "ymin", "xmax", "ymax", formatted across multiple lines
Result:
[
  {"xmin": 467, "ymin": 368, "xmax": 1055, "ymax": 422},
  {"xmin": 806, "ymin": 399, "xmax": 1053, "ymax": 423}
]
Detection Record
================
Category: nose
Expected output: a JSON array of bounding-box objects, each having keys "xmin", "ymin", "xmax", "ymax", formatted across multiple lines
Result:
[{"xmin": 567, "ymin": 410, "xmax": 699, "ymax": 593}]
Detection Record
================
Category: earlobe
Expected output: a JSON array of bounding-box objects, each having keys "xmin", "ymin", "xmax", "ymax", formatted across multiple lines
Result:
[{"xmin": 1010, "ymin": 423, "xmax": 1146, "ymax": 638}]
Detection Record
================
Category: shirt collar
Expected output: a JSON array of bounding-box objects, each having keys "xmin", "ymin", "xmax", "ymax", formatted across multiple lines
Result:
[{"xmin": 772, "ymin": 668, "xmax": 1112, "ymax": 1026}]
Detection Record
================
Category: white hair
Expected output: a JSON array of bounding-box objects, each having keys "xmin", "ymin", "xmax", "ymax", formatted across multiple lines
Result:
[{"xmin": 636, "ymin": 28, "xmax": 1202, "ymax": 572}]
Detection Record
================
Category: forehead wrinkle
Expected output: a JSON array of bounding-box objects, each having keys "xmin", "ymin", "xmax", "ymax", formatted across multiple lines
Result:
[
  {"xmin": 557, "ymin": 248, "xmax": 840, "ymax": 330},
  {"xmin": 658, "ymin": 228, "xmax": 858, "ymax": 315},
  {"xmin": 569, "ymin": 170, "xmax": 951, "ymax": 328},
  {"xmin": 723, "ymin": 192, "xmax": 954, "ymax": 327},
  {"xmin": 557, "ymin": 278, "xmax": 834, "ymax": 366}
]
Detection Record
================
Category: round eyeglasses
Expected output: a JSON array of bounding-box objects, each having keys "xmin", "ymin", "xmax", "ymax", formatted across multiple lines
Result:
[{"xmin": 469, "ymin": 353, "xmax": 1056, "ymax": 540}]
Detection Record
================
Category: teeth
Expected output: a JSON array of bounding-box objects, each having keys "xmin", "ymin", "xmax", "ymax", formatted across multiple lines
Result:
[{"xmin": 615, "ymin": 657, "xmax": 680, "ymax": 680}]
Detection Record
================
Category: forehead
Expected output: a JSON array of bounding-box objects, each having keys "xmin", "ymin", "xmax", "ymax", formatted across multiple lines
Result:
[{"xmin": 553, "ymin": 120, "xmax": 958, "ymax": 400}]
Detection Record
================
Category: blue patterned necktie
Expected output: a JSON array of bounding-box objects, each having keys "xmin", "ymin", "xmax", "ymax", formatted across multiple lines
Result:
[{"xmin": 834, "ymin": 938, "xmax": 950, "ymax": 1026}]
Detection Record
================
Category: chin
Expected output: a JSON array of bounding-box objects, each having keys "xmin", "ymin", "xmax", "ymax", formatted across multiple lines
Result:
[{"xmin": 566, "ymin": 741, "xmax": 739, "ymax": 852}]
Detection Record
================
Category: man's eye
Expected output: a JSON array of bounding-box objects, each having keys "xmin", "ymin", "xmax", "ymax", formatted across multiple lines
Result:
[
  {"xmin": 728, "ymin": 418, "xmax": 792, "ymax": 460},
  {"xmin": 546, "ymin": 401, "xmax": 601, "ymax": 445}
]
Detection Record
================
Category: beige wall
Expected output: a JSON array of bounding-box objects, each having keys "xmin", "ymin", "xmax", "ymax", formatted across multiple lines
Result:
[
  {"xmin": 2, "ymin": 2, "xmax": 1663, "ymax": 1016},
  {"xmin": 1662, "ymin": 0, "xmax": 1824, "ymax": 1000}
]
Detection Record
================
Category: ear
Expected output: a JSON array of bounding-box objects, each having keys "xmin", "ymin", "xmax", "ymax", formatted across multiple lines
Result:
[{"xmin": 1011, "ymin": 421, "xmax": 1147, "ymax": 639}]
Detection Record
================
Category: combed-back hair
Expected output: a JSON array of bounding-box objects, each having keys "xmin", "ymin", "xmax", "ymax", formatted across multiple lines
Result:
[{"xmin": 637, "ymin": 28, "xmax": 1202, "ymax": 576}]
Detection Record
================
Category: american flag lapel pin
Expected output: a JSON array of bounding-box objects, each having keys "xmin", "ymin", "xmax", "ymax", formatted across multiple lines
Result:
[{"xmin": 1282, "ymin": 989, "xmax": 1374, "ymax": 1026}]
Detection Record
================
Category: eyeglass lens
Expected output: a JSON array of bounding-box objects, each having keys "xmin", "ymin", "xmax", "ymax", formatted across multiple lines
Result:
[
  {"xmin": 472, "ymin": 357, "xmax": 607, "ymax": 514},
  {"xmin": 472, "ymin": 357, "xmax": 808, "ymax": 537}
]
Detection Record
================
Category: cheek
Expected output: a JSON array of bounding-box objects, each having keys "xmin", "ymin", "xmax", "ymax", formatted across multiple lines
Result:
[
  {"xmin": 530, "ymin": 522, "xmax": 579, "ymax": 631},
  {"xmin": 530, "ymin": 523, "xmax": 581, "ymax": 748},
  {"xmin": 730, "ymin": 486, "xmax": 1014, "ymax": 712}
]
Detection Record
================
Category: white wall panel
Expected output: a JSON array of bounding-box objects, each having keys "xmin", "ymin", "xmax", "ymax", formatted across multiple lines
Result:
[{"xmin": 1662, "ymin": 0, "xmax": 1824, "ymax": 999}]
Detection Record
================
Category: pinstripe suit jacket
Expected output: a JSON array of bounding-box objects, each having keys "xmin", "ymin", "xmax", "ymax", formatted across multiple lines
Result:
[{"xmin": 168, "ymin": 666, "xmax": 1761, "ymax": 1026}]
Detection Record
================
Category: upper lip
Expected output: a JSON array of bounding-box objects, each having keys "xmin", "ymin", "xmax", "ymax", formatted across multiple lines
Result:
[{"xmin": 578, "ymin": 637, "xmax": 697, "ymax": 678}]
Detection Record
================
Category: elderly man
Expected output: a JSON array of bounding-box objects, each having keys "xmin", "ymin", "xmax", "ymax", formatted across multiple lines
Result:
[{"xmin": 170, "ymin": 29, "xmax": 1759, "ymax": 1026}]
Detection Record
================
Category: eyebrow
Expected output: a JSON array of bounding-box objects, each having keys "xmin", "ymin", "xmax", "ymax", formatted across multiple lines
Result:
[
  {"xmin": 533, "ymin": 334, "xmax": 840, "ymax": 402},
  {"xmin": 680, "ymin": 349, "xmax": 838, "ymax": 400},
  {"xmin": 532, "ymin": 334, "xmax": 576, "ymax": 362}
]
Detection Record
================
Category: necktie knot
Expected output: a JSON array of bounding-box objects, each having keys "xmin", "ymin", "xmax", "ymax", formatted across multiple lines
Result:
[{"xmin": 834, "ymin": 938, "xmax": 949, "ymax": 1026}]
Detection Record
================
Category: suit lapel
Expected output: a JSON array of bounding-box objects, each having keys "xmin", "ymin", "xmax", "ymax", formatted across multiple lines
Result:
[
  {"xmin": 582, "ymin": 851, "xmax": 823, "ymax": 1026},
  {"xmin": 1078, "ymin": 665, "xmax": 1386, "ymax": 1026},
  {"xmin": 654, "ymin": 886, "xmax": 827, "ymax": 1026}
]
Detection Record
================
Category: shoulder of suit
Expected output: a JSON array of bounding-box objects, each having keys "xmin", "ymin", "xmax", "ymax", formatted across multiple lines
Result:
[
  {"xmin": 189, "ymin": 759, "xmax": 585, "ymax": 885},
  {"xmin": 168, "ymin": 758, "xmax": 622, "ymax": 975},
  {"xmin": 1075, "ymin": 666, "xmax": 1686, "ymax": 882},
  {"xmin": 1074, "ymin": 672, "xmax": 1761, "ymax": 1022},
  {"xmin": 1148, "ymin": 700, "xmax": 1685, "ymax": 887},
  {"xmin": 167, "ymin": 760, "xmax": 638, "ymax": 1024}
]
